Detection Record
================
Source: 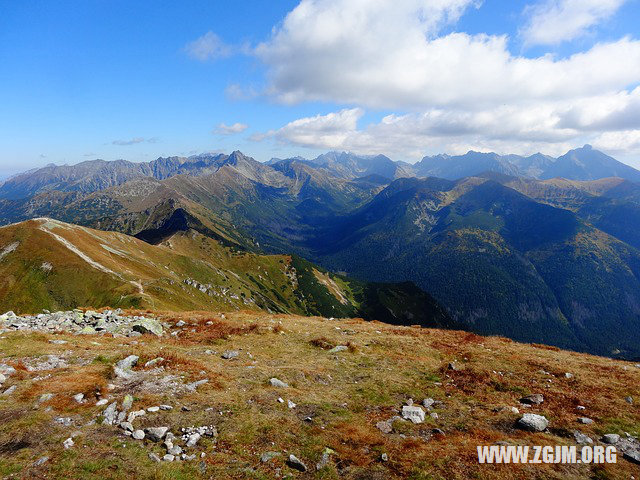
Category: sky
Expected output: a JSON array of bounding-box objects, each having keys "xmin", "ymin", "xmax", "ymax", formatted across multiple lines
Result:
[{"xmin": 1, "ymin": 0, "xmax": 640, "ymax": 178}]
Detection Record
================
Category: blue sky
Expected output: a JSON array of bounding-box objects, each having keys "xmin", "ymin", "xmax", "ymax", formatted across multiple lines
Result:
[{"xmin": 1, "ymin": 0, "xmax": 640, "ymax": 177}]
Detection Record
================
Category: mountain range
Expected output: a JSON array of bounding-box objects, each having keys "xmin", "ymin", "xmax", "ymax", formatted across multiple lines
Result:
[{"xmin": 2, "ymin": 145, "xmax": 640, "ymax": 358}]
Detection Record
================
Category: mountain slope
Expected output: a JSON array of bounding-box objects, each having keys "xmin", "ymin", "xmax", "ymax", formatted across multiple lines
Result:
[
  {"xmin": 0, "ymin": 218, "xmax": 452, "ymax": 328},
  {"xmin": 302, "ymin": 178, "xmax": 640, "ymax": 358}
]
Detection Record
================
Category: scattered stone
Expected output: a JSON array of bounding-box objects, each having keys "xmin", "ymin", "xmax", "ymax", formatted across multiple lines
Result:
[
  {"xmin": 0, "ymin": 373, "xmax": 5, "ymax": 384},
  {"xmin": 516, "ymin": 414, "xmax": 549, "ymax": 432},
  {"xmin": 329, "ymin": 345, "xmax": 348, "ymax": 353},
  {"xmin": 144, "ymin": 358, "xmax": 164, "ymax": 368},
  {"xmin": 430, "ymin": 412, "xmax": 439, "ymax": 420},
  {"xmin": 127, "ymin": 410, "xmax": 146, "ymax": 422},
  {"xmin": 316, "ymin": 449, "xmax": 334, "ymax": 471},
  {"xmin": 63, "ymin": 437, "xmax": 74, "ymax": 449},
  {"xmin": 573, "ymin": 431, "xmax": 593, "ymax": 444},
  {"xmin": 33, "ymin": 456, "xmax": 49, "ymax": 466},
  {"xmin": 402, "ymin": 405, "xmax": 426, "ymax": 424},
  {"xmin": 261, "ymin": 451, "xmax": 282, "ymax": 463},
  {"xmin": 168, "ymin": 446, "xmax": 182, "ymax": 456},
  {"xmin": 163, "ymin": 454, "xmax": 175, "ymax": 462},
  {"xmin": 185, "ymin": 379, "xmax": 208, "ymax": 392},
  {"xmin": 148, "ymin": 453, "xmax": 161, "ymax": 462},
  {"xmin": 160, "ymin": 405, "xmax": 172, "ymax": 411},
  {"xmin": 602, "ymin": 434, "xmax": 620, "ymax": 444},
  {"xmin": 578, "ymin": 417, "xmax": 594, "ymax": 425},
  {"xmin": 131, "ymin": 318, "xmax": 163, "ymax": 336},
  {"xmin": 576, "ymin": 405, "xmax": 586, "ymax": 411},
  {"xmin": 287, "ymin": 454, "xmax": 307, "ymax": 472},
  {"xmin": 432, "ymin": 428, "xmax": 446, "ymax": 436},
  {"xmin": 186, "ymin": 433, "xmax": 201, "ymax": 447},
  {"xmin": 448, "ymin": 362, "xmax": 458, "ymax": 371},
  {"xmin": 625, "ymin": 396, "xmax": 634, "ymax": 405},
  {"xmin": 119, "ymin": 421, "xmax": 134, "ymax": 432},
  {"xmin": 55, "ymin": 417, "xmax": 73, "ymax": 427},
  {"xmin": 1, "ymin": 385, "xmax": 16, "ymax": 396},
  {"xmin": 72, "ymin": 393, "xmax": 84, "ymax": 404},
  {"xmin": 132, "ymin": 429, "xmax": 145, "ymax": 440},
  {"xmin": 270, "ymin": 378, "xmax": 289, "ymax": 388},
  {"xmin": 147, "ymin": 406, "xmax": 160, "ymax": 413},
  {"xmin": 381, "ymin": 453, "xmax": 389, "ymax": 462},
  {"xmin": 49, "ymin": 339, "xmax": 68, "ymax": 345},
  {"xmin": 122, "ymin": 394, "xmax": 134, "ymax": 411},
  {"xmin": 102, "ymin": 401, "xmax": 119, "ymax": 425},
  {"xmin": 96, "ymin": 399, "xmax": 108, "ymax": 406},
  {"xmin": 511, "ymin": 407, "xmax": 520, "ymax": 414},
  {"xmin": 145, "ymin": 427, "xmax": 169, "ymax": 442},
  {"xmin": 520, "ymin": 394, "xmax": 544, "ymax": 405},
  {"xmin": 222, "ymin": 350, "xmax": 239, "ymax": 359},
  {"xmin": 287, "ymin": 400, "xmax": 297, "ymax": 409},
  {"xmin": 175, "ymin": 320, "xmax": 186, "ymax": 327},
  {"xmin": 565, "ymin": 372, "xmax": 574, "ymax": 379},
  {"xmin": 422, "ymin": 398, "xmax": 435, "ymax": 409}
]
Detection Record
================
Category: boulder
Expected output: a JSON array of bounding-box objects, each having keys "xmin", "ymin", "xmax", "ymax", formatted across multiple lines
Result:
[
  {"xmin": 573, "ymin": 431, "xmax": 593, "ymax": 445},
  {"xmin": 602, "ymin": 434, "xmax": 620, "ymax": 444},
  {"xmin": 520, "ymin": 394, "xmax": 544, "ymax": 405},
  {"xmin": 402, "ymin": 405, "xmax": 426, "ymax": 424},
  {"xmin": 131, "ymin": 319, "xmax": 163, "ymax": 336},
  {"xmin": 287, "ymin": 454, "xmax": 307, "ymax": 472},
  {"xmin": 221, "ymin": 350, "xmax": 239, "ymax": 359},
  {"xmin": 270, "ymin": 378, "xmax": 289, "ymax": 388},
  {"xmin": 132, "ymin": 430, "xmax": 145, "ymax": 440},
  {"xmin": 145, "ymin": 427, "xmax": 169, "ymax": 442},
  {"xmin": 516, "ymin": 414, "xmax": 549, "ymax": 432}
]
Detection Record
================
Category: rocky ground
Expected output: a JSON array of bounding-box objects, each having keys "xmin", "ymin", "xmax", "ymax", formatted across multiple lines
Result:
[{"xmin": 0, "ymin": 309, "xmax": 638, "ymax": 479}]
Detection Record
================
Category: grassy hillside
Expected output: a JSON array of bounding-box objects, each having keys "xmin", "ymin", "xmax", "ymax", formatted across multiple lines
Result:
[
  {"xmin": 0, "ymin": 219, "xmax": 449, "ymax": 329},
  {"xmin": 0, "ymin": 311, "xmax": 638, "ymax": 479}
]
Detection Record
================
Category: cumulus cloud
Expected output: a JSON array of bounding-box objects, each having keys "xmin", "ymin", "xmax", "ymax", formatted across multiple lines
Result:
[
  {"xmin": 521, "ymin": 0, "xmax": 627, "ymax": 46},
  {"xmin": 185, "ymin": 31, "xmax": 231, "ymax": 61},
  {"xmin": 243, "ymin": 0, "xmax": 640, "ymax": 157},
  {"xmin": 214, "ymin": 122, "xmax": 249, "ymax": 135},
  {"xmin": 254, "ymin": 0, "xmax": 640, "ymax": 110}
]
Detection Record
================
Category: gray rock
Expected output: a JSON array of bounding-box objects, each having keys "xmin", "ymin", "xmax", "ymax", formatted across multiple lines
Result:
[
  {"xmin": 2, "ymin": 385, "xmax": 16, "ymax": 396},
  {"xmin": 565, "ymin": 372, "xmax": 574, "ymax": 379},
  {"xmin": 316, "ymin": 452, "xmax": 330, "ymax": 470},
  {"xmin": 186, "ymin": 433, "xmax": 201, "ymax": 447},
  {"xmin": 402, "ymin": 405, "xmax": 425, "ymax": 424},
  {"xmin": 185, "ymin": 379, "xmax": 208, "ymax": 392},
  {"xmin": 261, "ymin": 451, "xmax": 281, "ymax": 463},
  {"xmin": 0, "ymin": 373, "xmax": 5, "ymax": 384},
  {"xmin": 448, "ymin": 362, "xmax": 458, "ymax": 370},
  {"xmin": 115, "ymin": 355, "xmax": 138, "ymax": 370},
  {"xmin": 148, "ymin": 453, "xmax": 161, "ymax": 463},
  {"xmin": 573, "ymin": 431, "xmax": 593, "ymax": 445},
  {"xmin": 132, "ymin": 430, "xmax": 145, "ymax": 440},
  {"xmin": 516, "ymin": 414, "xmax": 549, "ymax": 432},
  {"xmin": 168, "ymin": 446, "xmax": 182, "ymax": 456},
  {"xmin": 122, "ymin": 394, "xmax": 134, "ymax": 411},
  {"xmin": 162, "ymin": 454, "xmax": 175, "ymax": 462},
  {"xmin": 102, "ymin": 401, "xmax": 118, "ymax": 425},
  {"xmin": 119, "ymin": 422, "xmax": 134, "ymax": 432},
  {"xmin": 131, "ymin": 319, "xmax": 163, "ymax": 336},
  {"xmin": 96, "ymin": 399, "xmax": 108, "ymax": 406},
  {"xmin": 602, "ymin": 434, "xmax": 620, "ymax": 444},
  {"xmin": 144, "ymin": 357, "xmax": 164, "ymax": 368},
  {"xmin": 49, "ymin": 339, "xmax": 68, "ymax": 345},
  {"xmin": 175, "ymin": 320, "xmax": 186, "ymax": 327},
  {"xmin": 520, "ymin": 394, "xmax": 544, "ymax": 405},
  {"xmin": 72, "ymin": 393, "xmax": 84, "ymax": 403},
  {"xmin": 329, "ymin": 345, "xmax": 348, "ymax": 353},
  {"xmin": 578, "ymin": 417, "xmax": 594, "ymax": 425},
  {"xmin": 221, "ymin": 350, "xmax": 239, "ymax": 359},
  {"xmin": 147, "ymin": 406, "xmax": 160, "ymax": 412},
  {"xmin": 63, "ymin": 437, "xmax": 74, "ymax": 449},
  {"xmin": 287, "ymin": 454, "xmax": 307, "ymax": 472},
  {"xmin": 623, "ymin": 449, "xmax": 640, "ymax": 464},
  {"xmin": 432, "ymin": 428, "xmax": 445, "ymax": 436},
  {"xmin": 160, "ymin": 405, "xmax": 173, "ymax": 411},
  {"xmin": 270, "ymin": 378, "xmax": 289, "ymax": 388},
  {"xmin": 145, "ymin": 427, "xmax": 169, "ymax": 442},
  {"xmin": 625, "ymin": 396, "xmax": 633, "ymax": 405},
  {"xmin": 38, "ymin": 393, "xmax": 54, "ymax": 403},
  {"xmin": 54, "ymin": 417, "xmax": 73, "ymax": 427},
  {"xmin": 33, "ymin": 456, "xmax": 49, "ymax": 466},
  {"xmin": 422, "ymin": 398, "xmax": 435, "ymax": 409},
  {"xmin": 381, "ymin": 453, "xmax": 389, "ymax": 462}
]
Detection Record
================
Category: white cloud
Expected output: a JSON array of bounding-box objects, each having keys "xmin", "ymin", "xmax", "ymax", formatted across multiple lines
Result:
[
  {"xmin": 521, "ymin": 0, "xmax": 627, "ymax": 46},
  {"xmin": 255, "ymin": 0, "xmax": 640, "ymax": 110},
  {"xmin": 185, "ymin": 32, "xmax": 231, "ymax": 61},
  {"xmin": 111, "ymin": 137, "xmax": 158, "ymax": 146},
  {"xmin": 214, "ymin": 122, "xmax": 249, "ymax": 135}
]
